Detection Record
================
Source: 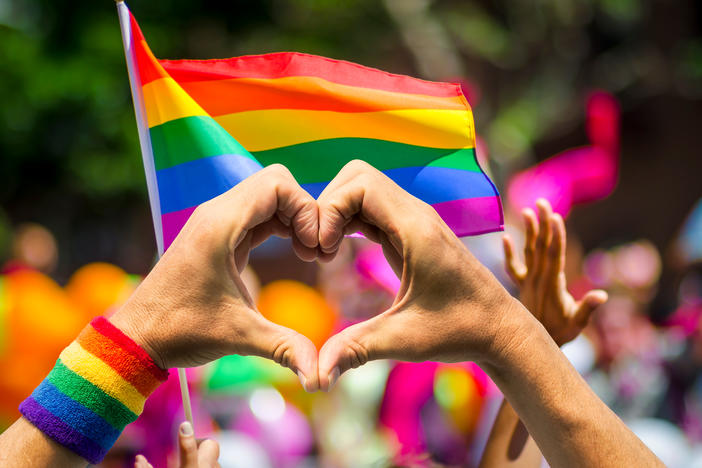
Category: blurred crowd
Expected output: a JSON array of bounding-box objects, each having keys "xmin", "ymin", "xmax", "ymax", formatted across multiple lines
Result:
[
  {"xmin": 1, "ymin": 188, "xmax": 702, "ymax": 468},
  {"xmin": 1, "ymin": 0, "xmax": 701, "ymax": 466}
]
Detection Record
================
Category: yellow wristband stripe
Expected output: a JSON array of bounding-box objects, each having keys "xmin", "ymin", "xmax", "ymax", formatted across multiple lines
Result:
[{"xmin": 58, "ymin": 341, "xmax": 145, "ymax": 415}]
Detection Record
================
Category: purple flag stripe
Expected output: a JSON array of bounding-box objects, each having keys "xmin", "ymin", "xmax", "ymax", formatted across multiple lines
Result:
[
  {"xmin": 162, "ymin": 195, "xmax": 503, "ymax": 251},
  {"xmin": 432, "ymin": 196, "xmax": 504, "ymax": 237}
]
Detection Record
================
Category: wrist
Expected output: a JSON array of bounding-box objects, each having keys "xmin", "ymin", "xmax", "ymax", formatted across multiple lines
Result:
[
  {"xmin": 19, "ymin": 317, "xmax": 169, "ymax": 464},
  {"xmin": 110, "ymin": 300, "xmax": 168, "ymax": 371},
  {"xmin": 476, "ymin": 296, "xmax": 548, "ymax": 371}
]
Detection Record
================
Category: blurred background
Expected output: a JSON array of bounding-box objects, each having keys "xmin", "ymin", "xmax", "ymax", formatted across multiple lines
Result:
[{"xmin": 1, "ymin": 0, "xmax": 702, "ymax": 466}]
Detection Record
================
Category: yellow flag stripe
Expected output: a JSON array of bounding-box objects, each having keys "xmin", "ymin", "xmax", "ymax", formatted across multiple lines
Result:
[
  {"xmin": 214, "ymin": 108, "xmax": 474, "ymax": 152},
  {"xmin": 142, "ymin": 77, "xmax": 208, "ymax": 128}
]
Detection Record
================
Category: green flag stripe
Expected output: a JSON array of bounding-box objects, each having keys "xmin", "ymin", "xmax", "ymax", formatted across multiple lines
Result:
[
  {"xmin": 149, "ymin": 115, "xmax": 258, "ymax": 171},
  {"xmin": 149, "ymin": 113, "xmax": 480, "ymax": 180},
  {"xmin": 251, "ymin": 139, "xmax": 479, "ymax": 184}
]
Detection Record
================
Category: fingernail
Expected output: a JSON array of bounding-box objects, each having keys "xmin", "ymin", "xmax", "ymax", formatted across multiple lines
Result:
[
  {"xmin": 297, "ymin": 370, "xmax": 309, "ymax": 393},
  {"xmin": 179, "ymin": 421, "xmax": 194, "ymax": 437},
  {"xmin": 327, "ymin": 367, "xmax": 340, "ymax": 391}
]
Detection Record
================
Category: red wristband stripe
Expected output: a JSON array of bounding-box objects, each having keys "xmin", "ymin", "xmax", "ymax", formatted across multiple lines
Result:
[
  {"xmin": 20, "ymin": 316, "xmax": 169, "ymax": 464},
  {"xmin": 76, "ymin": 326, "xmax": 161, "ymax": 397},
  {"xmin": 90, "ymin": 317, "xmax": 169, "ymax": 382}
]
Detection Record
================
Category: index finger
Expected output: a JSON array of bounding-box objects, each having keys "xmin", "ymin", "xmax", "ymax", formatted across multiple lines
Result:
[
  {"xmin": 317, "ymin": 160, "xmax": 427, "ymax": 254},
  {"xmin": 210, "ymin": 164, "xmax": 319, "ymax": 250}
]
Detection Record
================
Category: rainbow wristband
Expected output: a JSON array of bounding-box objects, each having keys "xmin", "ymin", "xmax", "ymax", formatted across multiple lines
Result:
[{"xmin": 19, "ymin": 317, "xmax": 169, "ymax": 464}]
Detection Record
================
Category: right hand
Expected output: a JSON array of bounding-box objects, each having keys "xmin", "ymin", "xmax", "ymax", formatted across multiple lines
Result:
[
  {"xmin": 316, "ymin": 160, "xmax": 529, "ymax": 390},
  {"xmin": 502, "ymin": 199, "xmax": 607, "ymax": 346},
  {"xmin": 111, "ymin": 164, "xmax": 321, "ymax": 391}
]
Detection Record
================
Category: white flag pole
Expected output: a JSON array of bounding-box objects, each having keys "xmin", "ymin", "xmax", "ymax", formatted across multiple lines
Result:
[{"xmin": 115, "ymin": 0, "xmax": 194, "ymax": 428}]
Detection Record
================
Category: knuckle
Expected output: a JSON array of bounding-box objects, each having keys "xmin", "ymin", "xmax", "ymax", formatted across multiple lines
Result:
[
  {"xmin": 264, "ymin": 163, "xmax": 294, "ymax": 183},
  {"xmin": 270, "ymin": 334, "xmax": 296, "ymax": 370},
  {"xmin": 341, "ymin": 331, "xmax": 370, "ymax": 369},
  {"xmin": 187, "ymin": 203, "xmax": 218, "ymax": 238},
  {"xmin": 345, "ymin": 159, "xmax": 373, "ymax": 172},
  {"xmin": 341, "ymin": 159, "xmax": 378, "ymax": 180},
  {"xmin": 353, "ymin": 171, "xmax": 375, "ymax": 189}
]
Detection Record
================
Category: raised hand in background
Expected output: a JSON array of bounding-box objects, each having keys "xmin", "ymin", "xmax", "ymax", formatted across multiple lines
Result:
[
  {"xmin": 479, "ymin": 198, "xmax": 608, "ymax": 468},
  {"xmin": 502, "ymin": 198, "xmax": 608, "ymax": 346}
]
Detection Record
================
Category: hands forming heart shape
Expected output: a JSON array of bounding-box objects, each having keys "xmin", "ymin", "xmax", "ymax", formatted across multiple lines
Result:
[{"xmin": 111, "ymin": 160, "xmax": 521, "ymax": 392}]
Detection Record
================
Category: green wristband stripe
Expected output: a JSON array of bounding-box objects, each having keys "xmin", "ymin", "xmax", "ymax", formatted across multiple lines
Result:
[{"xmin": 47, "ymin": 360, "xmax": 138, "ymax": 429}]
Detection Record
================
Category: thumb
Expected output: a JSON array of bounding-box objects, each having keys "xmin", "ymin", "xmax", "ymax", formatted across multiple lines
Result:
[
  {"xmin": 197, "ymin": 439, "xmax": 220, "ymax": 467},
  {"xmin": 574, "ymin": 289, "xmax": 608, "ymax": 326},
  {"xmin": 318, "ymin": 316, "xmax": 386, "ymax": 392},
  {"xmin": 178, "ymin": 421, "xmax": 198, "ymax": 468},
  {"xmin": 251, "ymin": 316, "xmax": 320, "ymax": 392}
]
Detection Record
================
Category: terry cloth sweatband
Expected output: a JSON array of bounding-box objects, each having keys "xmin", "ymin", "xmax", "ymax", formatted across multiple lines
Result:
[{"xmin": 19, "ymin": 316, "xmax": 169, "ymax": 464}]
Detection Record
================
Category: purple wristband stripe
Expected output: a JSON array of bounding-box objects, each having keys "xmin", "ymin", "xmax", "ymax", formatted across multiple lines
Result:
[
  {"xmin": 19, "ymin": 317, "xmax": 167, "ymax": 463},
  {"xmin": 20, "ymin": 397, "xmax": 106, "ymax": 464},
  {"xmin": 27, "ymin": 378, "xmax": 121, "ymax": 449}
]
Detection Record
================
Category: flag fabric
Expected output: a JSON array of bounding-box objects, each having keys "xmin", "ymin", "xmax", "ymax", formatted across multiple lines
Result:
[{"xmin": 124, "ymin": 8, "xmax": 503, "ymax": 251}]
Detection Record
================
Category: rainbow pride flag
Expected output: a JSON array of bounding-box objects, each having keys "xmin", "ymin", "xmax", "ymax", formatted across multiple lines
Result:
[{"xmin": 119, "ymin": 5, "xmax": 503, "ymax": 253}]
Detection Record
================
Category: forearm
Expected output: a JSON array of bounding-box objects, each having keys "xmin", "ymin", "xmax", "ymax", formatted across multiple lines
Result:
[
  {"xmin": 479, "ymin": 399, "xmax": 542, "ymax": 468},
  {"xmin": 0, "ymin": 418, "xmax": 87, "ymax": 468},
  {"xmin": 480, "ymin": 301, "xmax": 662, "ymax": 467},
  {"xmin": 0, "ymin": 317, "xmax": 168, "ymax": 468}
]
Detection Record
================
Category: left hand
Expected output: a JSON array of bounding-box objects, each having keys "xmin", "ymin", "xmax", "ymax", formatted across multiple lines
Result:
[
  {"xmin": 111, "ymin": 164, "xmax": 321, "ymax": 390},
  {"xmin": 502, "ymin": 199, "xmax": 607, "ymax": 346}
]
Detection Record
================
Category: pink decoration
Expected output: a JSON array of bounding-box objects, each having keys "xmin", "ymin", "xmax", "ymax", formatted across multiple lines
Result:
[
  {"xmin": 507, "ymin": 91, "xmax": 620, "ymax": 217},
  {"xmin": 121, "ymin": 370, "xmax": 213, "ymax": 467},
  {"xmin": 232, "ymin": 400, "xmax": 313, "ymax": 468},
  {"xmin": 356, "ymin": 244, "xmax": 401, "ymax": 294},
  {"xmin": 380, "ymin": 362, "xmax": 439, "ymax": 456}
]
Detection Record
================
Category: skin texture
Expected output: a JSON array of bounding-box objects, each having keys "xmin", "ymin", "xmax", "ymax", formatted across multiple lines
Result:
[
  {"xmin": 110, "ymin": 164, "xmax": 322, "ymax": 385},
  {"xmin": 315, "ymin": 161, "xmax": 662, "ymax": 467},
  {"xmin": 0, "ymin": 165, "xmax": 323, "ymax": 468},
  {"xmin": 0, "ymin": 161, "xmax": 662, "ymax": 467},
  {"xmin": 479, "ymin": 199, "xmax": 608, "ymax": 468}
]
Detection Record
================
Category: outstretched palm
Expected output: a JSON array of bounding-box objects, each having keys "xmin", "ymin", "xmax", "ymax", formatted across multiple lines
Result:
[{"xmin": 503, "ymin": 199, "xmax": 607, "ymax": 346}]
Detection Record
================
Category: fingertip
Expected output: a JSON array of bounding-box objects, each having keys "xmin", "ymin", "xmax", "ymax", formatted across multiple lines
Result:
[
  {"xmin": 178, "ymin": 420, "xmax": 198, "ymax": 462},
  {"xmin": 523, "ymin": 208, "xmax": 538, "ymax": 236},
  {"xmin": 318, "ymin": 217, "xmax": 342, "ymax": 253},
  {"xmin": 327, "ymin": 366, "xmax": 340, "ymax": 392},
  {"xmin": 318, "ymin": 338, "xmax": 342, "ymax": 392},
  {"xmin": 293, "ymin": 338, "xmax": 321, "ymax": 393},
  {"xmin": 535, "ymin": 198, "xmax": 550, "ymax": 210},
  {"xmin": 292, "ymin": 206, "xmax": 319, "ymax": 250},
  {"xmin": 316, "ymin": 248, "xmax": 339, "ymax": 263},
  {"xmin": 134, "ymin": 454, "xmax": 148, "ymax": 468},
  {"xmin": 291, "ymin": 235, "xmax": 319, "ymax": 262},
  {"xmin": 536, "ymin": 199, "xmax": 553, "ymax": 224},
  {"xmin": 263, "ymin": 324, "xmax": 320, "ymax": 392},
  {"xmin": 587, "ymin": 289, "xmax": 609, "ymax": 305},
  {"xmin": 197, "ymin": 439, "xmax": 221, "ymax": 466},
  {"xmin": 180, "ymin": 421, "xmax": 194, "ymax": 437}
]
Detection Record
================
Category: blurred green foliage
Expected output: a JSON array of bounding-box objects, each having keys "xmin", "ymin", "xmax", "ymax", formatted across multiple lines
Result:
[{"xmin": 0, "ymin": 0, "xmax": 700, "ymax": 271}]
